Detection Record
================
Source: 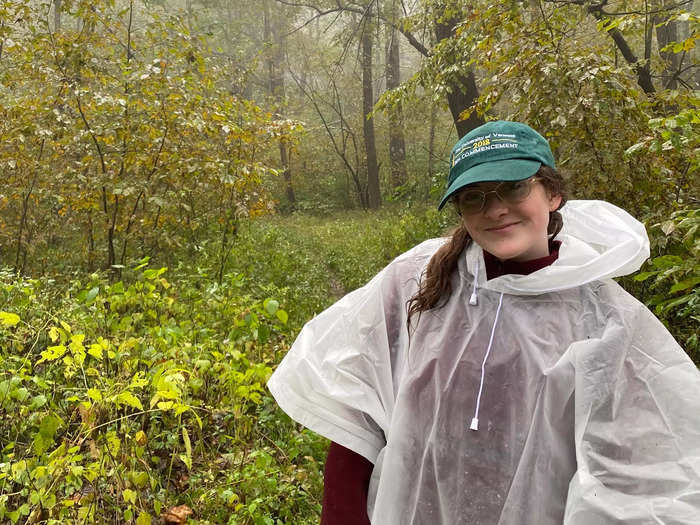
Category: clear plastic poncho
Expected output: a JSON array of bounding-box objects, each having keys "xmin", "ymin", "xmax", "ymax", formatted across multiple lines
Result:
[{"xmin": 267, "ymin": 200, "xmax": 700, "ymax": 524}]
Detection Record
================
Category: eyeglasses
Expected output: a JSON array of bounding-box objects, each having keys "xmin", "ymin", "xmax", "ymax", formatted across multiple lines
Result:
[{"xmin": 454, "ymin": 177, "xmax": 540, "ymax": 215}]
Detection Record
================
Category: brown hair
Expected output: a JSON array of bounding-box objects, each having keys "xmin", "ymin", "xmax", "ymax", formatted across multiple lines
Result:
[{"xmin": 406, "ymin": 166, "xmax": 568, "ymax": 329}]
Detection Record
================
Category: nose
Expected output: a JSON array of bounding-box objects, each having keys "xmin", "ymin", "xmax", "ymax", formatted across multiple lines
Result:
[{"xmin": 482, "ymin": 191, "xmax": 509, "ymax": 218}]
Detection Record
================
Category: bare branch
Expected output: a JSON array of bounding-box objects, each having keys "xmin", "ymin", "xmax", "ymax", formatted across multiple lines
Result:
[
  {"xmin": 545, "ymin": 0, "xmax": 693, "ymax": 16},
  {"xmin": 275, "ymin": 0, "xmax": 430, "ymax": 56}
]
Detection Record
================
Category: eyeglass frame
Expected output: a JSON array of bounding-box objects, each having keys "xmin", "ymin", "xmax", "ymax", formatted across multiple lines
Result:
[{"xmin": 453, "ymin": 176, "xmax": 542, "ymax": 215}]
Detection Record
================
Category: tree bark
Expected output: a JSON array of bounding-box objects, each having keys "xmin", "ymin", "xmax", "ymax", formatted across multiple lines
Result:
[
  {"xmin": 428, "ymin": 101, "xmax": 437, "ymax": 183},
  {"xmin": 54, "ymin": 0, "xmax": 61, "ymax": 30},
  {"xmin": 264, "ymin": 0, "xmax": 296, "ymax": 208},
  {"xmin": 654, "ymin": 1, "xmax": 680, "ymax": 89},
  {"xmin": 362, "ymin": 12, "xmax": 381, "ymax": 209},
  {"xmin": 433, "ymin": 6, "xmax": 484, "ymax": 138},
  {"xmin": 385, "ymin": 0, "xmax": 407, "ymax": 188}
]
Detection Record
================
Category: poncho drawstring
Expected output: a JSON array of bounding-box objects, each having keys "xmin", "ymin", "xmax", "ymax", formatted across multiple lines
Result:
[{"xmin": 470, "ymin": 291, "xmax": 504, "ymax": 431}]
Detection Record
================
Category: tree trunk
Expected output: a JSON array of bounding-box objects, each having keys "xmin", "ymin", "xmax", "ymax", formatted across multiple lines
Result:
[
  {"xmin": 54, "ymin": 0, "xmax": 61, "ymax": 30},
  {"xmin": 428, "ymin": 101, "xmax": 437, "ymax": 182},
  {"xmin": 362, "ymin": 13, "xmax": 381, "ymax": 209},
  {"xmin": 385, "ymin": 1, "xmax": 407, "ymax": 188},
  {"xmin": 654, "ymin": 1, "xmax": 680, "ymax": 89},
  {"xmin": 264, "ymin": 0, "xmax": 296, "ymax": 208},
  {"xmin": 186, "ymin": 0, "xmax": 193, "ymax": 29},
  {"xmin": 583, "ymin": 4, "xmax": 656, "ymax": 95},
  {"xmin": 433, "ymin": 7, "xmax": 484, "ymax": 138}
]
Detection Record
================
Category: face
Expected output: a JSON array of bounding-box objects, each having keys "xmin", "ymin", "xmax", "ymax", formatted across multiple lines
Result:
[{"xmin": 456, "ymin": 178, "xmax": 562, "ymax": 262}]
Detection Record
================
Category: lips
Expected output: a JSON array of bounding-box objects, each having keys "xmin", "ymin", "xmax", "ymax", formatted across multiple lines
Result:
[{"xmin": 486, "ymin": 221, "xmax": 520, "ymax": 232}]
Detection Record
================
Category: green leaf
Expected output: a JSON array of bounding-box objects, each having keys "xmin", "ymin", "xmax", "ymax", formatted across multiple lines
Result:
[
  {"xmin": 11, "ymin": 460, "xmax": 27, "ymax": 480},
  {"xmin": 41, "ymin": 493, "xmax": 56, "ymax": 508},
  {"xmin": 136, "ymin": 512, "xmax": 152, "ymax": 525},
  {"xmin": 624, "ymin": 142, "xmax": 645, "ymax": 156},
  {"xmin": 634, "ymin": 271, "xmax": 657, "ymax": 282},
  {"xmin": 85, "ymin": 286, "xmax": 100, "ymax": 303},
  {"xmin": 134, "ymin": 257, "xmax": 150, "ymax": 270},
  {"xmin": 132, "ymin": 471, "xmax": 149, "ymax": 488},
  {"xmin": 656, "ymin": 294, "xmax": 693, "ymax": 314},
  {"xmin": 116, "ymin": 392, "xmax": 143, "ymax": 410},
  {"xmin": 276, "ymin": 309, "xmax": 288, "ymax": 325},
  {"xmin": 651, "ymin": 255, "xmax": 683, "ymax": 269},
  {"xmin": 264, "ymin": 298, "xmax": 279, "ymax": 315},
  {"xmin": 660, "ymin": 220, "xmax": 676, "ymax": 235},
  {"xmin": 122, "ymin": 489, "xmax": 137, "ymax": 505},
  {"xmin": 29, "ymin": 395, "xmax": 47, "ymax": 410},
  {"xmin": 669, "ymin": 277, "xmax": 700, "ymax": 294},
  {"xmin": 34, "ymin": 415, "xmax": 62, "ymax": 454},
  {"xmin": 107, "ymin": 432, "xmax": 121, "ymax": 455},
  {"xmin": 181, "ymin": 426, "xmax": 192, "ymax": 470}
]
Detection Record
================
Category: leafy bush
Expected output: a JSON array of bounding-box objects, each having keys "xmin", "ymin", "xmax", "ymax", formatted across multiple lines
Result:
[
  {"xmin": 0, "ymin": 262, "xmax": 323, "ymax": 524},
  {"xmin": 633, "ymin": 206, "xmax": 699, "ymax": 362}
]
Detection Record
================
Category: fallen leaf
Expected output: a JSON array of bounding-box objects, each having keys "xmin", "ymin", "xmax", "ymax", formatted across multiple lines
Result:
[
  {"xmin": 88, "ymin": 439, "xmax": 100, "ymax": 459},
  {"xmin": 161, "ymin": 504, "xmax": 193, "ymax": 524}
]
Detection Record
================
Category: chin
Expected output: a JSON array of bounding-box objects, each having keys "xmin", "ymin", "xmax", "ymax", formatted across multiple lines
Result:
[
  {"xmin": 492, "ymin": 251, "xmax": 524, "ymax": 262},
  {"xmin": 483, "ymin": 244, "xmax": 527, "ymax": 261}
]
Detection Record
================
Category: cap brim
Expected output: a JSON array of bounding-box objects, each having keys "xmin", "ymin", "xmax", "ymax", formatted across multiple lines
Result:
[{"xmin": 438, "ymin": 159, "xmax": 542, "ymax": 210}]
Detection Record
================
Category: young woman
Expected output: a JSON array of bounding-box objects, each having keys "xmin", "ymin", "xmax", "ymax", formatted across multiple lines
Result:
[{"xmin": 268, "ymin": 121, "xmax": 700, "ymax": 524}]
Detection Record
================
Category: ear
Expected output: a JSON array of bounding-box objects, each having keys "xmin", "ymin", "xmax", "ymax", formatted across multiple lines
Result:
[{"xmin": 548, "ymin": 193, "xmax": 562, "ymax": 212}]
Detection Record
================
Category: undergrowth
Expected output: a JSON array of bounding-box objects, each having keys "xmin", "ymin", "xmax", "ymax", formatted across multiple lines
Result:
[
  {"xmin": 0, "ymin": 201, "xmax": 696, "ymax": 524},
  {"xmin": 0, "ymin": 203, "xmax": 452, "ymax": 524}
]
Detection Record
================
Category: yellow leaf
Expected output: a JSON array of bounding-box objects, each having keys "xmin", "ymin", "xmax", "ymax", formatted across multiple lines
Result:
[
  {"xmin": 70, "ymin": 334, "xmax": 86, "ymax": 358},
  {"xmin": 0, "ymin": 311, "xmax": 20, "ymax": 327},
  {"xmin": 37, "ymin": 345, "xmax": 67, "ymax": 364},
  {"xmin": 87, "ymin": 343, "xmax": 103, "ymax": 360},
  {"xmin": 134, "ymin": 430, "xmax": 147, "ymax": 445},
  {"xmin": 136, "ymin": 512, "xmax": 152, "ymax": 525},
  {"xmin": 122, "ymin": 488, "xmax": 137, "ymax": 505},
  {"xmin": 87, "ymin": 388, "xmax": 102, "ymax": 402}
]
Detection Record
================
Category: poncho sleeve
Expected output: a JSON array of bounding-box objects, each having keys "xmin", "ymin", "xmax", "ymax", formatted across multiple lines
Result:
[
  {"xmin": 267, "ymin": 247, "xmax": 423, "ymax": 463},
  {"xmin": 565, "ymin": 296, "xmax": 700, "ymax": 524}
]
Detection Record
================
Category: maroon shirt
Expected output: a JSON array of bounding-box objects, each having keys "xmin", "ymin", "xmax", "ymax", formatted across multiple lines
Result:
[{"xmin": 321, "ymin": 242, "xmax": 561, "ymax": 524}]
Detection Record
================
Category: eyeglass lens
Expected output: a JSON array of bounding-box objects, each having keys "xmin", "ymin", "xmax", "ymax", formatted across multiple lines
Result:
[{"xmin": 456, "ymin": 179, "xmax": 535, "ymax": 214}]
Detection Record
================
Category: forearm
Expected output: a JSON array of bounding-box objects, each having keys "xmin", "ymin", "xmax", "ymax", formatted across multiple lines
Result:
[{"xmin": 321, "ymin": 442, "xmax": 373, "ymax": 525}]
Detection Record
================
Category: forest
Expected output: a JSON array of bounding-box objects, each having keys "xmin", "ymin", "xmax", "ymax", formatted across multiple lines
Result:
[{"xmin": 0, "ymin": 0, "xmax": 698, "ymax": 523}]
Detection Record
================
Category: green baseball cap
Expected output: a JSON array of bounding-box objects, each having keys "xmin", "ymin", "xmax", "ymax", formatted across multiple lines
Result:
[{"xmin": 438, "ymin": 120, "xmax": 555, "ymax": 210}]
